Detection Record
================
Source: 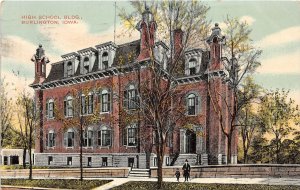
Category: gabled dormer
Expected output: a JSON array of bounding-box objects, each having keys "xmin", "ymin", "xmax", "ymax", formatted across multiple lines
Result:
[
  {"xmin": 78, "ymin": 47, "xmax": 97, "ymax": 75},
  {"xmin": 95, "ymin": 41, "xmax": 117, "ymax": 70},
  {"xmin": 62, "ymin": 52, "xmax": 79, "ymax": 78},
  {"xmin": 184, "ymin": 49, "xmax": 203, "ymax": 76}
]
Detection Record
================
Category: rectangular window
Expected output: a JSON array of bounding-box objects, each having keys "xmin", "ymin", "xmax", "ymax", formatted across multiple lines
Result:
[
  {"xmin": 81, "ymin": 96, "xmax": 86, "ymax": 115},
  {"xmin": 102, "ymin": 157, "xmax": 108, "ymax": 166},
  {"xmin": 128, "ymin": 89, "xmax": 137, "ymax": 109},
  {"xmin": 128, "ymin": 128, "xmax": 137, "ymax": 146},
  {"xmin": 188, "ymin": 97, "xmax": 196, "ymax": 115},
  {"xmin": 101, "ymin": 93, "xmax": 110, "ymax": 112},
  {"xmin": 87, "ymin": 157, "xmax": 92, "ymax": 167},
  {"xmin": 48, "ymin": 156, "xmax": 53, "ymax": 165},
  {"xmin": 102, "ymin": 130, "xmax": 111, "ymax": 146},
  {"xmin": 48, "ymin": 132, "xmax": 55, "ymax": 147},
  {"xmin": 123, "ymin": 128, "xmax": 127, "ymax": 146},
  {"xmin": 88, "ymin": 94, "xmax": 94, "ymax": 114},
  {"xmin": 166, "ymin": 157, "xmax": 170, "ymax": 166},
  {"xmin": 84, "ymin": 130, "xmax": 93, "ymax": 147},
  {"xmin": 3, "ymin": 156, "xmax": 8, "ymax": 165},
  {"xmin": 67, "ymin": 157, "xmax": 72, "ymax": 166},
  {"xmin": 67, "ymin": 132, "xmax": 74, "ymax": 147},
  {"xmin": 153, "ymin": 157, "xmax": 157, "ymax": 167},
  {"xmin": 67, "ymin": 63, "xmax": 73, "ymax": 76},
  {"xmin": 48, "ymin": 102, "xmax": 54, "ymax": 118}
]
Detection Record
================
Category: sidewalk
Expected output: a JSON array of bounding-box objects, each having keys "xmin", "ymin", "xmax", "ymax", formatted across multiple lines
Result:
[{"xmin": 94, "ymin": 177, "xmax": 300, "ymax": 190}]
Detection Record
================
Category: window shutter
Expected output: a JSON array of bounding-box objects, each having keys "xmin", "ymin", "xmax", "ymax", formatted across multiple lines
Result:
[
  {"xmin": 46, "ymin": 133, "xmax": 48, "ymax": 147},
  {"xmin": 180, "ymin": 129, "xmax": 185, "ymax": 153},
  {"xmin": 64, "ymin": 61, "xmax": 67, "ymax": 77},
  {"xmin": 196, "ymin": 95, "xmax": 201, "ymax": 115},
  {"xmin": 91, "ymin": 94, "xmax": 94, "ymax": 113},
  {"xmin": 52, "ymin": 102, "xmax": 55, "ymax": 117},
  {"xmin": 184, "ymin": 95, "xmax": 188, "ymax": 115},
  {"xmin": 53, "ymin": 133, "xmax": 56, "ymax": 146},
  {"xmin": 64, "ymin": 100, "xmax": 67, "ymax": 116},
  {"xmin": 64, "ymin": 132, "xmax": 67, "ymax": 147},
  {"xmin": 123, "ymin": 127, "xmax": 127, "ymax": 146},
  {"xmin": 45, "ymin": 102, "xmax": 48, "ymax": 117},
  {"xmin": 123, "ymin": 91, "xmax": 128, "ymax": 109},
  {"xmin": 108, "ymin": 89, "xmax": 111, "ymax": 112}
]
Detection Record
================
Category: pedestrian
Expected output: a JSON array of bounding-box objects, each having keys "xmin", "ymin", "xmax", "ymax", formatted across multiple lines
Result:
[
  {"xmin": 182, "ymin": 159, "xmax": 191, "ymax": 182},
  {"xmin": 175, "ymin": 168, "xmax": 180, "ymax": 182}
]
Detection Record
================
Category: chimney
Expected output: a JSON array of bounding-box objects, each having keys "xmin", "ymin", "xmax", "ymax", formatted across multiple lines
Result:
[{"xmin": 173, "ymin": 28, "xmax": 184, "ymax": 60}]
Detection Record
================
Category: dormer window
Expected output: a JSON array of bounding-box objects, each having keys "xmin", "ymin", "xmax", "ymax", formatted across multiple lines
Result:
[
  {"xmin": 67, "ymin": 61, "xmax": 73, "ymax": 77},
  {"xmin": 83, "ymin": 57, "xmax": 89, "ymax": 74},
  {"xmin": 189, "ymin": 58, "xmax": 197, "ymax": 75},
  {"xmin": 102, "ymin": 52, "xmax": 109, "ymax": 69}
]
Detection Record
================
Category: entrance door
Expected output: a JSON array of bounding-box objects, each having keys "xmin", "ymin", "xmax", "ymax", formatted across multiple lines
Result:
[
  {"xmin": 128, "ymin": 157, "xmax": 134, "ymax": 167},
  {"xmin": 186, "ymin": 130, "xmax": 196, "ymax": 153}
]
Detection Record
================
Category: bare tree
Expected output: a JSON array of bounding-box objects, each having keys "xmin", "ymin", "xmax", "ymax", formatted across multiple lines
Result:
[{"xmin": 207, "ymin": 16, "xmax": 262, "ymax": 164}]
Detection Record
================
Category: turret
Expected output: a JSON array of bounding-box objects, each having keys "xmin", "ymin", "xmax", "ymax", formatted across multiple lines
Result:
[
  {"xmin": 136, "ymin": 6, "xmax": 157, "ymax": 61},
  {"xmin": 31, "ymin": 44, "xmax": 50, "ymax": 84}
]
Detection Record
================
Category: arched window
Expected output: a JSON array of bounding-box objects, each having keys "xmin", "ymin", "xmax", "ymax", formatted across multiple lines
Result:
[
  {"xmin": 186, "ymin": 93, "xmax": 200, "ymax": 115},
  {"xmin": 102, "ymin": 52, "xmax": 109, "ymax": 69},
  {"xmin": 64, "ymin": 128, "xmax": 75, "ymax": 148},
  {"xmin": 46, "ymin": 99, "xmax": 54, "ymax": 119},
  {"xmin": 124, "ymin": 84, "xmax": 138, "ymax": 110},
  {"xmin": 98, "ymin": 125, "xmax": 111, "ymax": 147},
  {"xmin": 123, "ymin": 124, "xmax": 138, "ymax": 146},
  {"xmin": 100, "ymin": 89, "xmax": 111, "ymax": 113},
  {"xmin": 83, "ymin": 127, "xmax": 94, "ymax": 147},
  {"xmin": 67, "ymin": 61, "xmax": 73, "ymax": 76},
  {"xmin": 83, "ymin": 57, "xmax": 89, "ymax": 74},
  {"xmin": 46, "ymin": 129, "xmax": 55, "ymax": 148},
  {"xmin": 64, "ymin": 96, "xmax": 73, "ymax": 117},
  {"xmin": 81, "ymin": 94, "xmax": 86, "ymax": 115},
  {"xmin": 188, "ymin": 58, "xmax": 197, "ymax": 75}
]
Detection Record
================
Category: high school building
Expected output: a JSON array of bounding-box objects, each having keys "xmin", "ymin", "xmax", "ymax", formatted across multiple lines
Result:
[{"xmin": 30, "ymin": 8, "xmax": 237, "ymax": 168}]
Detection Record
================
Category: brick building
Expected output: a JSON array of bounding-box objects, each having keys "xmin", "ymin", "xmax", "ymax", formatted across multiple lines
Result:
[{"xmin": 30, "ymin": 9, "xmax": 237, "ymax": 168}]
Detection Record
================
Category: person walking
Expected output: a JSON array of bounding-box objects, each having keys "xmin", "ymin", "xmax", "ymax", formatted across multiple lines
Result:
[{"xmin": 182, "ymin": 159, "xmax": 191, "ymax": 182}]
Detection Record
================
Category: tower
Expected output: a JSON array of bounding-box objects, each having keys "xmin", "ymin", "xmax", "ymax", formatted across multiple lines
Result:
[
  {"xmin": 30, "ymin": 44, "xmax": 49, "ymax": 153},
  {"xmin": 31, "ymin": 44, "xmax": 49, "ymax": 84},
  {"xmin": 136, "ymin": 6, "xmax": 157, "ymax": 61}
]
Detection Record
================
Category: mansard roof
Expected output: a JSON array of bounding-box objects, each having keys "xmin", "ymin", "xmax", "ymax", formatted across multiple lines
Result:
[{"xmin": 44, "ymin": 61, "xmax": 64, "ymax": 83}]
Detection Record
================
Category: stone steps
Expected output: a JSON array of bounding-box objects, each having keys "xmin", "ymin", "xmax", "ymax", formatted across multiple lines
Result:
[{"xmin": 128, "ymin": 168, "xmax": 150, "ymax": 178}]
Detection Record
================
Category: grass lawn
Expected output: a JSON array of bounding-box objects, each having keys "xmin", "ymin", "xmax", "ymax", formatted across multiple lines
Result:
[
  {"xmin": 2, "ymin": 179, "xmax": 112, "ymax": 189},
  {"xmin": 111, "ymin": 181, "xmax": 299, "ymax": 190}
]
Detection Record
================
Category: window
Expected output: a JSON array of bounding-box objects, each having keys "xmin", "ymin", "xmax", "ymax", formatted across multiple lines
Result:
[
  {"xmin": 165, "ymin": 156, "xmax": 170, "ymax": 166},
  {"xmin": 46, "ymin": 99, "xmax": 54, "ymax": 119},
  {"xmin": 124, "ymin": 84, "xmax": 138, "ymax": 110},
  {"xmin": 67, "ymin": 61, "xmax": 73, "ymax": 76},
  {"xmin": 87, "ymin": 157, "xmax": 92, "ymax": 167},
  {"xmin": 188, "ymin": 58, "xmax": 197, "ymax": 75},
  {"xmin": 98, "ymin": 126, "xmax": 111, "ymax": 147},
  {"xmin": 83, "ymin": 127, "xmax": 94, "ymax": 147},
  {"xmin": 166, "ymin": 131, "xmax": 173, "ymax": 147},
  {"xmin": 123, "ymin": 124, "xmax": 138, "ymax": 146},
  {"xmin": 48, "ymin": 156, "xmax": 53, "ymax": 165},
  {"xmin": 153, "ymin": 157, "xmax": 157, "ymax": 167},
  {"xmin": 187, "ymin": 94, "xmax": 196, "ymax": 115},
  {"xmin": 83, "ymin": 57, "xmax": 89, "ymax": 74},
  {"xmin": 102, "ymin": 157, "xmax": 108, "ymax": 166},
  {"xmin": 47, "ymin": 130, "xmax": 55, "ymax": 148},
  {"xmin": 81, "ymin": 95, "xmax": 86, "ymax": 115},
  {"xmin": 101, "ymin": 89, "xmax": 111, "ymax": 113},
  {"xmin": 87, "ymin": 92, "xmax": 94, "ymax": 114},
  {"xmin": 67, "ymin": 157, "xmax": 72, "ymax": 166},
  {"xmin": 64, "ymin": 129, "xmax": 75, "ymax": 148},
  {"xmin": 102, "ymin": 52, "xmax": 109, "ymax": 69},
  {"xmin": 64, "ymin": 96, "xmax": 73, "ymax": 117}
]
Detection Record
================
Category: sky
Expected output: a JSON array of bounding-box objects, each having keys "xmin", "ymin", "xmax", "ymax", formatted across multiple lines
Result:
[{"xmin": 0, "ymin": 1, "xmax": 299, "ymax": 104}]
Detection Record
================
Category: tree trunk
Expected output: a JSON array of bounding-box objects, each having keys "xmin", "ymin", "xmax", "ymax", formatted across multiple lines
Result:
[
  {"xmin": 227, "ymin": 136, "xmax": 232, "ymax": 164},
  {"xmin": 157, "ymin": 148, "xmax": 163, "ymax": 189},
  {"xmin": 29, "ymin": 127, "xmax": 33, "ymax": 180},
  {"xmin": 22, "ymin": 147, "xmax": 27, "ymax": 169},
  {"xmin": 80, "ymin": 125, "xmax": 83, "ymax": 181}
]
